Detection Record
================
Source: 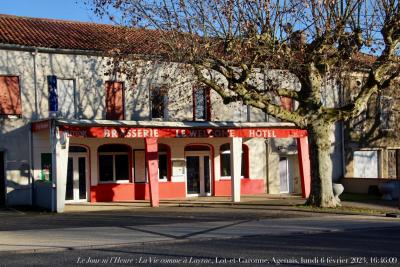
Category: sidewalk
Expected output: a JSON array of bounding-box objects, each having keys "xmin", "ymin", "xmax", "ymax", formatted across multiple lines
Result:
[{"xmin": 63, "ymin": 194, "xmax": 400, "ymax": 215}]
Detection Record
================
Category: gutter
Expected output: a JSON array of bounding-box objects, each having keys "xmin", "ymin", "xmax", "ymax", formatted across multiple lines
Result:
[
  {"xmin": 0, "ymin": 43, "xmax": 103, "ymax": 56},
  {"xmin": 29, "ymin": 49, "xmax": 38, "ymax": 206},
  {"xmin": 0, "ymin": 43, "xmax": 166, "ymax": 61},
  {"xmin": 53, "ymin": 118, "xmax": 298, "ymax": 128},
  {"xmin": 340, "ymin": 78, "xmax": 346, "ymax": 179},
  {"xmin": 32, "ymin": 49, "xmax": 38, "ymax": 119},
  {"xmin": 28, "ymin": 124, "xmax": 34, "ymax": 206}
]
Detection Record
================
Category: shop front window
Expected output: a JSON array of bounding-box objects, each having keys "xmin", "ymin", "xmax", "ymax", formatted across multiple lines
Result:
[
  {"xmin": 220, "ymin": 143, "xmax": 249, "ymax": 178},
  {"xmin": 98, "ymin": 144, "xmax": 130, "ymax": 182},
  {"xmin": 158, "ymin": 144, "xmax": 170, "ymax": 181}
]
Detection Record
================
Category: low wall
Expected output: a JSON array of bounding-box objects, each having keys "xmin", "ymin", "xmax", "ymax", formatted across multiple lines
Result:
[
  {"xmin": 90, "ymin": 182, "xmax": 186, "ymax": 202},
  {"xmin": 34, "ymin": 181, "xmax": 54, "ymax": 210},
  {"xmin": 341, "ymin": 178, "xmax": 398, "ymax": 194},
  {"xmin": 214, "ymin": 179, "xmax": 265, "ymax": 196}
]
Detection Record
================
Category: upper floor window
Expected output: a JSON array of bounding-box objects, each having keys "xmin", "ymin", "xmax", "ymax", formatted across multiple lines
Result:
[
  {"xmin": 193, "ymin": 86, "xmax": 211, "ymax": 121},
  {"xmin": 151, "ymin": 85, "xmax": 168, "ymax": 119},
  {"xmin": 48, "ymin": 75, "xmax": 77, "ymax": 118},
  {"xmin": 379, "ymin": 95, "xmax": 394, "ymax": 131},
  {"xmin": 0, "ymin": 75, "xmax": 21, "ymax": 116},
  {"xmin": 220, "ymin": 143, "xmax": 249, "ymax": 178},
  {"xmin": 105, "ymin": 81, "xmax": 124, "ymax": 120},
  {"xmin": 387, "ymin": 149, "xmax": 400, "ymax": 179}
]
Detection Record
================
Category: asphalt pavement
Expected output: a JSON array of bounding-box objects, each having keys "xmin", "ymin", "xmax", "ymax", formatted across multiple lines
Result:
[
  {"xmin": 2, "ymin": 225, "xmax": 400, "ymax": 267},
  {"xmin": 0, "ymin": 196, "xmax": 399, "ymax": 266}
]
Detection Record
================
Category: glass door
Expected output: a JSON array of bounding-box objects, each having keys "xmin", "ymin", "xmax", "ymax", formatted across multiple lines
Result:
[
  {"xmin": 186, "ymin": 153, "xmax": 211, "ymax": 196},
  {"xmin": 66, "ymin": 154, "xmax": 88, "ymax": 202},
  {"xmin": 186, "ymin": 156, "xmax": 200, "ymax": 194}
]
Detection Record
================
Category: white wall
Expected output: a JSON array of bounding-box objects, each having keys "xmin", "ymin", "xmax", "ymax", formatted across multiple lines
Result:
[{"xmin": 0, "ymin": 47, "xmax": 344, "ymax": 204}]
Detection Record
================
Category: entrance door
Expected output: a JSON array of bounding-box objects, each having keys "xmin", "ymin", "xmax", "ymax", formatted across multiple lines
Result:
[
  {"xmin": 279, "ymin": 157, "xmax": 289, "ymax": 193},
  {"xmin": 66, "ymin": 154, "xmax": 88, "ymax": 202},
  {"xmin": 186, "ymin": 153, "xmax": 211, "ymax": 196},
  {"xmin": 0, "ymin": 152, "xmax": 5, "ymax": 205}
]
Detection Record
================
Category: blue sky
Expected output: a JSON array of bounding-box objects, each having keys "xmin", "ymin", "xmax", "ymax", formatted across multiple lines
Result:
[{"xmin": 0, "ymin": 0, "xmax": 110, "ymax": 23}]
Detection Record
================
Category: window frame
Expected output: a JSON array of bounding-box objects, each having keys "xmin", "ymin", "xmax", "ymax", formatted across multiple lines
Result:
[
  {"xmin": 158, "ymin": 144, "xmax": 171, "ymax": 182},
  {"xmin": 219, "ymin": 143, "xmax": 249, "ymax": 179},
  {"xmin": 192, "ymin": 85, "xmax": 211, "ymax": 121},
  {"xmin": 379, "ymin": 95, "xmax": 394, "ymax": 131},
  {"xmin": 57, "ymin": 77, "xmax": 77, "ymax": 119},
  {"xmin": 105, "ymin": 81, "xmax": 125, "ymax": 120},
  {"xmin": 353, "ymin": 149, "xmax": 381, "ymax": 179},
  {"xmin": 387, "ymin": 149, "xmax": 400, "ymax": 179},
  {"xmin": 158, "ymin": 151, "xmax": 168, "ymax": 181},
  {"xmin": 280, "ymin": 96, "xmax": 293, "ymax": 112},
  {"xmin": 150, "ymin": 85, "xmax": 168, "ymax": 120},
  {"xmin": 98, "ymin": 144, "xmax": 131, "ymax": 183}
]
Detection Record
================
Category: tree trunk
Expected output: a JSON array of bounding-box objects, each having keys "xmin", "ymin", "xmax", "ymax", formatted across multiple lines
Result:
[{"xmin": 306, "ymin": 120, "xmax": 341, "ymax": 208}]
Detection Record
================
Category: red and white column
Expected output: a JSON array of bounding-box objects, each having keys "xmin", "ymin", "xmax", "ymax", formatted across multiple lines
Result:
[{"xmin": 230, "ymin": 137, "xmax": 242, "ymax": 202}]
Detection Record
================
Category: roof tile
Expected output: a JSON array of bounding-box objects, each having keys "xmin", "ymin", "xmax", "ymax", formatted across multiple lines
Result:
[{"xmin": 0, "ymin": 14, "xmax": 162, "ymax": 55}]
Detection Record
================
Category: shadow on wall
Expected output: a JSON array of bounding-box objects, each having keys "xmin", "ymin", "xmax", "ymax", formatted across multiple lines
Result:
[{"xmin": 0, "ymin": 123, "xmax": 32, "ymax": 206}]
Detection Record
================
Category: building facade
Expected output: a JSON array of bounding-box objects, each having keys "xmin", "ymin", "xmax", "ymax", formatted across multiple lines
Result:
[
  {"xmin": 0, "ymin": 14, "xmax": 327, "ymax": 211},
  {"xmin": 342, "ymin": 70, "xmax": 400, "ymax": 195}
]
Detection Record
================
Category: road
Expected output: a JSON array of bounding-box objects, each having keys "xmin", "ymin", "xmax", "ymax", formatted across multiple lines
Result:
[{"xmin": 0, "ymin": 205, "xmax": 399, "ymax": 266}]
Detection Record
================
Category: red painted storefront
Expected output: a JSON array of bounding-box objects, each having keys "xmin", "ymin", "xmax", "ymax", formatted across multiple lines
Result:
[{"xmin": 32, "ymin": 120, "xmax": 311, "ymax": 207}]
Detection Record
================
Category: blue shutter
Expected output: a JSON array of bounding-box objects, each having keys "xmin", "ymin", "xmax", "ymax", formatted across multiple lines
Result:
[{"xmin": 47, "ymin": 75, "xmax": 58, "ymax": 112}]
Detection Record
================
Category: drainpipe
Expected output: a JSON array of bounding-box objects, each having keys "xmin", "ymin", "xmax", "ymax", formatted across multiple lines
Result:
[
  {"xmin": 340, "ymin": 79, "xmax": 346, "ymax": 180},
  {"xmin": 32, "ymin": 49, "xmax": 39, "ymax": 119},
  {"xmin": 263, "ymin": 70, "xmax": 269, "ymax": 122},
  {"xmin": 50, "ymin": 119, "xmax": 56, "ymax": 212},
  {"xmin": 29, "ymin": 49, "xmax": 38, "ymax": 206},
  {"xmin": 265, "ymin": 139, "xmax": 270, "ymax": 194}
]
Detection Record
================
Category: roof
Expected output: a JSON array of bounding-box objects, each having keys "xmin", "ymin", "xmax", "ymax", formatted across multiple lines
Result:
[
  {"xmin": 0, "ymin": 14, "xmax": 376, "ymax": 67},
  {"xmin": 0, "ymin": 14, "xmax": 163, "ymax": 55}
]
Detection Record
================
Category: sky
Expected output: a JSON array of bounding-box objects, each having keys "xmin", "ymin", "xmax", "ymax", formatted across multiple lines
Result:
[{"xmin": 0, "ymin": 0, "xmax": 110, "ymax": 23}]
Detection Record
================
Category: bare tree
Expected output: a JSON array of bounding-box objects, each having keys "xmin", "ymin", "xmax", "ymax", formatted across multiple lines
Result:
[{"xmin": 87, "ymin": 0, "xmax": 400, "ymax": 207}]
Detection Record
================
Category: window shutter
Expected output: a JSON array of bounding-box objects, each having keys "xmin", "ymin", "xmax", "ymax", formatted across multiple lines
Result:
[
  {"xmin": 0, "ymin": 76, "xmax": 21, "ymax": 115},
  {"xmin": 105, "ymin": 81, "xmax": 124, "ymax": 120},
  {"xmin": 205, "ymin": 87, "xmax": 211, "ymax": 121},
  {"xmin": 280, "ymin": 96, "xmax": 292, "ymax": 111},
  {"xmin": 193, "ymin": 86, "xmax": 211, "ymax": 121},
  {"xmin": 47, "ymin": 75, "xmax": 58, "ymax": 113}
]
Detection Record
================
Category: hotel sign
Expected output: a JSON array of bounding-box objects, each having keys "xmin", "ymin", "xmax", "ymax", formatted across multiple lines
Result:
[{"xmin": 58, "ymin": 126, "xmax": 307, "ymax": 139}]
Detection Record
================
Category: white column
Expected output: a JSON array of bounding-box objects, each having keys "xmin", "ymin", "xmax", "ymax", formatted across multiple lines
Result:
[
  {"xmin": 52, "ymin": 126, "xmax": 69, "ymax": 213},
  {"xmin": 230, "ymin": 137, "xmax": 242, "ymax": 202}
]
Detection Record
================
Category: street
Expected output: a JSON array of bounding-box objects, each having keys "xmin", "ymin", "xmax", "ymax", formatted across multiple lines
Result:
[{"xmin": 0, "ymin": 204, "xmax": 399, "ymax": 267}]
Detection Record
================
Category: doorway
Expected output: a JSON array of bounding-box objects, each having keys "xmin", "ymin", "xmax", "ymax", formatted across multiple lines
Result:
[
  {"xmin": 186, "ymin": 152, "xmax": 211, "ymax": 196},
  {"xmin": 66, "ymin": 146, "xmax": 88, "ymax": 202},
  {"xmin": 0, "ymin": 152, "xmax": 5, "ymax": 205}
]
